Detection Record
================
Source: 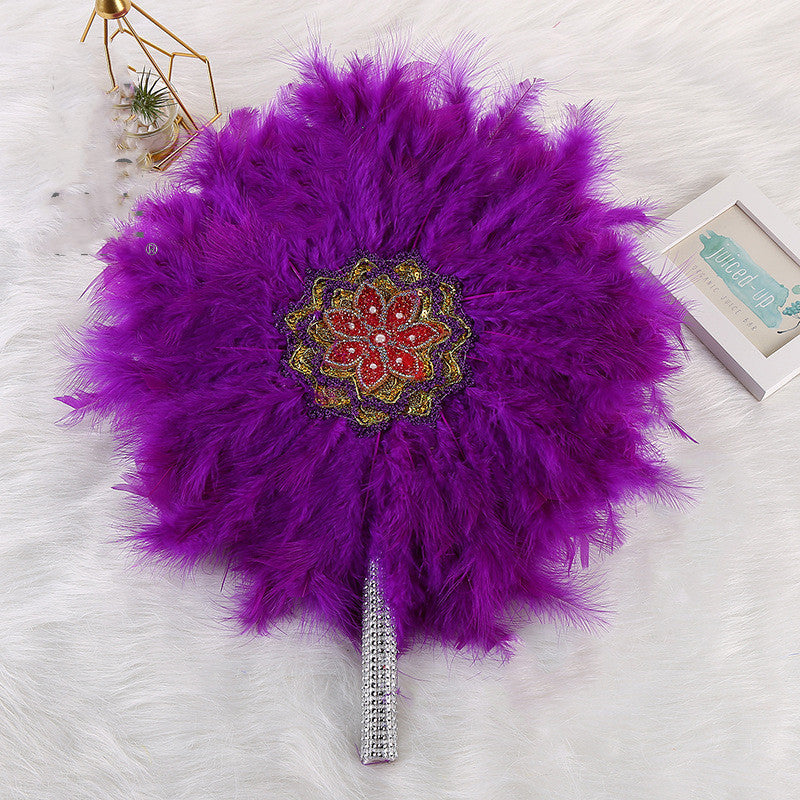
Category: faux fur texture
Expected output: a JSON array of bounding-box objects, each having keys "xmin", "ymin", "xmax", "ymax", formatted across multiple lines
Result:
[
  {"xmin": 62, "ymin": 44, "xmax": 687, "ymax": 656},
  {"xmin": 2, "ymin": 1, "xmax": 800, "ymax": 798}
]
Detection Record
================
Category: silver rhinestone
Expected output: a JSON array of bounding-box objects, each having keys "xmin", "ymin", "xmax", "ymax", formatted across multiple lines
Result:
[{"xmin": 360, "ymin": 558, "xmax": 398, "ymax": 765}]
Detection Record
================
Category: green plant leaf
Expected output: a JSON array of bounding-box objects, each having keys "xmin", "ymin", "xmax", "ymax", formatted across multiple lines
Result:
[{"xmin": 131, "ymin": 68, "xmax": 172, "ymax": 126}]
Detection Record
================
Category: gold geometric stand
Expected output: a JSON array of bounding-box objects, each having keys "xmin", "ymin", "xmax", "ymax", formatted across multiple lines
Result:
[{"xmin": 81, "ymin": 0, "xmax": 221, "ymax": 170}]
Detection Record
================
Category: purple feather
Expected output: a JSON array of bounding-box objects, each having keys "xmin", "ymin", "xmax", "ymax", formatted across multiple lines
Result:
[{"xmin": 63, "ymin": 44, "xmax": 686, "ymax": 656}]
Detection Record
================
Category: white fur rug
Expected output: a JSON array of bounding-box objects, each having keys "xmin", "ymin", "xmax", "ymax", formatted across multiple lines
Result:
[{"xmin": 2, "ymin": 1, "xmax": 799, "ymax": 797}]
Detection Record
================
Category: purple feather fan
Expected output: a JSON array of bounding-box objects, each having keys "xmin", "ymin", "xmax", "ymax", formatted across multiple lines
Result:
[{"xmin": 63, "ymin": 43, "xmax": 686, "ymax": 761}]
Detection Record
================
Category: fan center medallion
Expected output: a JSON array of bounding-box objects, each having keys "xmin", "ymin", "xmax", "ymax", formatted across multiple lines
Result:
[{"xmin": 284, "ymin": 256, "xmax": 474, "ymax": 430}]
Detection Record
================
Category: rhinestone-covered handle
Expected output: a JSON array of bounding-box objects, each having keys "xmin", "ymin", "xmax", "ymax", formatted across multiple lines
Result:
[{"xmin": 360, "ymin": 558, "xmax": 398, "ymax": 764}]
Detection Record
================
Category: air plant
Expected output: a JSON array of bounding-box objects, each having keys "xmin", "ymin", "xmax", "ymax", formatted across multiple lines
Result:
[{"xmin": 130, "ymin": 69, "xmax": 172, "ymax": 127}]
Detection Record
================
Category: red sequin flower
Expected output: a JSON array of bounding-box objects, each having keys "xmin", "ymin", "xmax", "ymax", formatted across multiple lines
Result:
[
  {"xmin": 284, "ymin": 256, "xmax": 474, "ymax": 429},
  {"xmin": 324, "ymin": 283, "xmax": 446, "ymax": 394}
]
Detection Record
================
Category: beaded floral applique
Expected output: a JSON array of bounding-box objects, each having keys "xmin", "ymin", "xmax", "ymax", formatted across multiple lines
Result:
[{"xmin": 284, "ymin": 256, "xmax": 473, "ymax": 430}]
